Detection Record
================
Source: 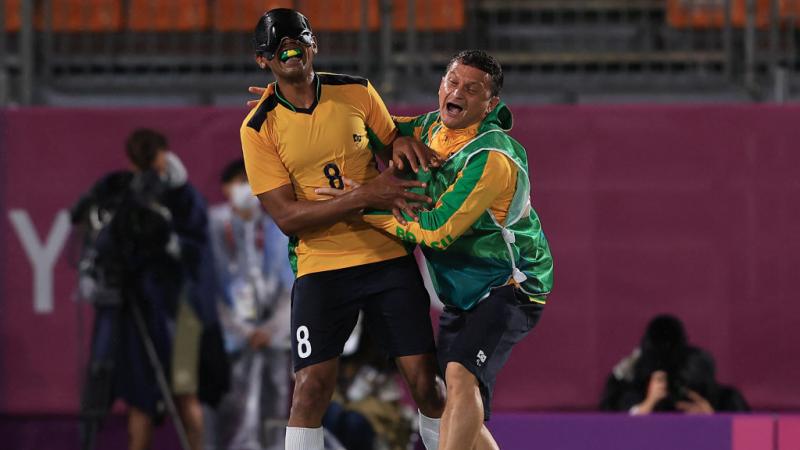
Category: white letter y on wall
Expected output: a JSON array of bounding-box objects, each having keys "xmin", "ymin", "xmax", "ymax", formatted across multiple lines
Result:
[{"xmin": 8, "ymin": 210, "xmax": 71, "ymax": 314}]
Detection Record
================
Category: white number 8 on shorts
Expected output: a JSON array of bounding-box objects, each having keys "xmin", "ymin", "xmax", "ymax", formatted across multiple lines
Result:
[{"xmin": 296, "ymin": 325, "xmax": 312, "ymax": 359}]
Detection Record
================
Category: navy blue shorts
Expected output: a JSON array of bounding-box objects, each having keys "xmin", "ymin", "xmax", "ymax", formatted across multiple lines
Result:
[
  {"xmin": 290, "ymin": 255, "xmax": 436, "ymax": 372},
  {"xmin": 437, "ymin": 285, "xmax": 544, "ymax": 420}
]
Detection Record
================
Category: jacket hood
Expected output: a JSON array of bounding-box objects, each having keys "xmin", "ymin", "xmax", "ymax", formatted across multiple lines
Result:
[{"xmin": 478, "ymin": 101, "xmax": 513, "ymax": 133}]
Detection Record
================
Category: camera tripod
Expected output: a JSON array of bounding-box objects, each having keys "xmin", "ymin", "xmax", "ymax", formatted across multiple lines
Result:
[{"xmin": 79, "ymin": 289, "xmax": 191, "ymax": 450}]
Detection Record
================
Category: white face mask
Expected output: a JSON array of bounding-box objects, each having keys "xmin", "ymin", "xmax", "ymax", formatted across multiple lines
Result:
[
  {"xmin": 231, "ymin": 182, "xmax": 260, "ymax": 212},
  {"xmin": 161, "ymin": 151, "xmax": 188, "ymax": 188}
]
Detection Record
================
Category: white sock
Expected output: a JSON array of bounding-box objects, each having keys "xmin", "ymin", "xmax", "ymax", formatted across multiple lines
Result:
[
  {"xmin": 285, "ymin": 426, "xmax": 324, "ymax": 450},
  {"xmin": 418, "ymin": 410, "xmax": 441, "ymax": 450}
]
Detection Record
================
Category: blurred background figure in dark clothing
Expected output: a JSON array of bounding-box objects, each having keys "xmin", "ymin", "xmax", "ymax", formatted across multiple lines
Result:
[
  {"xmin": 600, "ymin": 314, "xmax": 749, "ymax": 415},
  {"xmin": 72, "ymin": 129, "xmax": 228, "ymax": 450},
  {"xmin": 205, "ymin": 159, "xmax": 294, "ymax": 450}
]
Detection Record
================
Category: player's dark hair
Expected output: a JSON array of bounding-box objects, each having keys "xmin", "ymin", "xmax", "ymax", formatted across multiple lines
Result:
[
  {"xmin": 220, "ymin": 158, "xmax": 247, "ymax": 184},
  {"xmin": 447, "ymin": 50, "xmax": 504, "ymax": 97},
  {"xmin": 125, "ymin": 128, "xmax": 167, "ymax": 171}
]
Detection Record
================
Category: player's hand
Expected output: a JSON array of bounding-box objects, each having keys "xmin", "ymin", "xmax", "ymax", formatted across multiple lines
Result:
[
  {"xmin": 247, "ymin": 329, "xmax": 271, "ymax": 349},
  {"xmin": 314, "ymin": 177, "xmax": 360, "ymax": 197},
  {"xmin": 390, "ymin": 204, "xmax": 425, "ymax": 226},
  {"xmin": 314, "ymin": 178, "xmax": 365, "ymax": 223},
  {"xmin": 247, "ymin": 86, "xmax": 267, "ymax": 109},
  {"xmin": 676, "ymin": 390, "xmax": 714, "ymax": 415},
  {"xmin": 392, "ymin": 135, "xmax": 441, "ymax": 173},
  {"xmin": 318, "ymin": 180, "xmax": 421, "ymax": 225},
  {"xmin": 315, "ymin": 169, "xmax": 429, "ymax": 223},
  {"xmin": 356, "ymin": 162, "xmax": 431, "ymax": 221}
]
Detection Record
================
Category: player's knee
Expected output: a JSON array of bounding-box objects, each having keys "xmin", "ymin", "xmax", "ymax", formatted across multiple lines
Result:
[
  {"xmin": 291, "ymin": 370, "xmax": 335, "ymax": 415},
  {"xmin": 409, "ymin": 372, "xmax": 445, "ymax": 410},
  {"xmin": 396, "ymin": 359, "xmax": 443, "ymax": 408},
  {"xmin": 445, "ymin": 362, "xmax": 478, "ymax": 394},
  {"xmin": 406, "ymin": 368, "xmax": 431, "ymax": 396}
]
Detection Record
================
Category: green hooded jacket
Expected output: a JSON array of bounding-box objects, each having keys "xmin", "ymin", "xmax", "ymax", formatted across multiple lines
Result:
[{"xmin": 364, "ymin": 102, "xmax": 553, "ymax": 310}]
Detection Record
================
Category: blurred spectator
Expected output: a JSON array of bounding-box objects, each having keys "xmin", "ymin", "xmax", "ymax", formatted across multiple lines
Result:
[
  {"xmin": 599, "ymin": 314, "xmax": 749, "ymax": 415},
  {"xmin": 72, "ymin": 129, "xmax": 228, "ymax": 450},
  {"xmin": 323, "ymin": 322, "xmax": 417, "ymax": 450},
  {"xmin": 205, "ymin": 159, "xmax": 294, "ymax": 450}
]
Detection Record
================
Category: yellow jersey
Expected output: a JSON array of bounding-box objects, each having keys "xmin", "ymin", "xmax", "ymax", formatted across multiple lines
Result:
[{"xmin": 240, "ymin": 72, "xmax": 408, "ymax": 277}]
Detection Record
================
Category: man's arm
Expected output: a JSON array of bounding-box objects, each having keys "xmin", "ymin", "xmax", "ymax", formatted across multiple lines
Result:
[
  {"xmin": 361, "ymin": 151, "xmax": 516, "ymax": 250},
  {"xmin": 378, "ymin": 135, "xmax": 440, "ymax": 174},
  {"xmin": 386, "ymin": 115, "xmax": 440, "ymax": 172},
  {"xmin": 363, "ymin": 82, "xmax": 440, "ymax": 174},
  {"xmin": 257, "ymin": 165, "xmax": 431, "ymax": 237}
]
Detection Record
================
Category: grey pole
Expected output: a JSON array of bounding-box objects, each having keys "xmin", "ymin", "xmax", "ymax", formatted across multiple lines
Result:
[
  {"xmin": 20, "ymin": 0, "xmax": 35, "ymax": 105},
  {"xmin": 359, "ymin": 0, "xmax": 370, "ymax": 77},
  {"xmin": 744, "ymin": 0, "xmax": 756, "ymax": 91},
  {"xmin": 723, "ymin": 0, "xmax": 733, "ymax": 80},
  {"xmin": 0, "ymin": 0, "xmax": 7, "ymax": 106},
  {"xmin": 42, "ymin": 0, "xmax": 54, "ymax": 104},
  {"xmin": 380, "ymin": 0, "xmax": 394, "ymax": 99},
  {"xmin": 406, "ymin": 0, "xmax": 417, "ymax": 85},
  {"xmin": 773, "ymin": 65, "xmax": 788, "ymax": 103},
  {"xmin": 768, "ymin": 0, "xmax": 780, "ymax": 100}
]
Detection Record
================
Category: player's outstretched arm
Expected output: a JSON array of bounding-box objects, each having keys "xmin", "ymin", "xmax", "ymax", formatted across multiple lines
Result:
[
  {"xmin": 362, "ymin": 151, "xmax": 511, "ymax": 250},
  {"xmin": 258, "ymin": 163, "xmax": 431, "ymax": 237}
]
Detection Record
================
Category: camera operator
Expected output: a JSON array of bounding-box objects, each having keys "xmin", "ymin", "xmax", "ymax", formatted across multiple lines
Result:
[{"xmin": 73, "ymin": 129, "xmax": 227, "ymax": 450}]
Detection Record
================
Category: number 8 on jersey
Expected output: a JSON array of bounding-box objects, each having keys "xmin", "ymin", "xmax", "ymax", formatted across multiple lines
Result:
[
  {"xmin": 323, "ymin": 163, "xmax": 344, "ymax": 189},
  {"xmin": 296, "ymin": 325, "xmax": 312, "ymax": 359}
]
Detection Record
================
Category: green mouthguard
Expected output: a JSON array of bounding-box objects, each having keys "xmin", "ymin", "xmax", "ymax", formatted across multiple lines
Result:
[{"xmin": 279, "ymin": 48, "xmax": 303, "ymax": 62}]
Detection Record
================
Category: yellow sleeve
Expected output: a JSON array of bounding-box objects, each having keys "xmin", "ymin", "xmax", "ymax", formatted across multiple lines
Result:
[
  {"xmin": 392, "ymin": 115, "xmax": 425, "ymax": 140},
  {"xmin": 363, "ymin": 151, "xmax": 516, "ymax": 250},
  {"xmin": 364, "ymin": 81, "xmax": 398, "ymax": 151},
  {"xmin": 240, "ymin": 122, "xmax": 291, "ymax": 196}
]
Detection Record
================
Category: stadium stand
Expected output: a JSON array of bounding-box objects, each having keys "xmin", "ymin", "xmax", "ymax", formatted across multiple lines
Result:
[
  {"xmin": 0, "ymin": 0, "xmax": 798, "ymax": 105},
  {"xmin": 3, "ymin": 0, "xmax": 21, "ymax": 32}
]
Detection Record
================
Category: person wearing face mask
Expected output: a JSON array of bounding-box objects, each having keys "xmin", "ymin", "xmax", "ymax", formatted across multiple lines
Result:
[
  {"xmin": 205, "ymin": 159, "xmax": 294, "ymax": 450},
  {"xmin": 316, "ymin": 50, "xmax": 554, "ymax": 450},
  {"xmin": 72, "ymin": 129, "xmax": 228, "ymax": 450}
]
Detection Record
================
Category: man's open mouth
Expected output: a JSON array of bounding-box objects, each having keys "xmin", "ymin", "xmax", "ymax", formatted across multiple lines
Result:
[
  {"xmin": 280, "ymin": 47, "xmax": 303, "ymax": 63},
  {"xmin": 446, "ymin": 102, "xmax": 463, "ymax": 114}
]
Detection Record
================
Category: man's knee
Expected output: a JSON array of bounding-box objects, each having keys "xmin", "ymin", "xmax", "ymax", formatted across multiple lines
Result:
[
  {"xmin": 175, "ymin": 394, "xmax": 203, "ymax": 429},
  {"xmin": 445, "ymin": 362, "xmax": 479, "ymax": 394},
  {"xmin": 291, "ymin": 364, "xmax": 337, "ymax": 415},
  {"xmin": 127, "ymin": 407, "xmax": 154, "ymax": 450},
  {"xmin": 407, "ymin": 368, "xmax": 435, "ymax": 397},
  {"xmin": 396, "ymin": 354, "xmax": 445, "ymax": 410}
]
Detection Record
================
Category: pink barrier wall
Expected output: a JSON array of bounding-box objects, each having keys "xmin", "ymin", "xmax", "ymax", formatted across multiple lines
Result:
[{"xmin": 2, "ymin": 105, "xmax": 800, "ymax": 414}]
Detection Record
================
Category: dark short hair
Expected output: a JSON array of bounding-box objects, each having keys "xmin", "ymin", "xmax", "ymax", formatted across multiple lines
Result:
[
  {"xmin": 125, "ymin": 128, "xmax": 168, "ymax": 171},
  {"xmin": 446, "ymin": 50, "xmax": 504, "ymax": 97},
  {"xmin": 220, "ymin": 158, "xmax": 247, "ymax": 184},
  {"xmin": 641, "ymin": 314, "xmax": 688, "ymax": 356}
]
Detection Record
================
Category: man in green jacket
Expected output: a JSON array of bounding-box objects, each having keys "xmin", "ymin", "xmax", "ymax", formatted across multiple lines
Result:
[{"xmin": 319, "ymin": 50, "xmax": 553, "ymax": 450}]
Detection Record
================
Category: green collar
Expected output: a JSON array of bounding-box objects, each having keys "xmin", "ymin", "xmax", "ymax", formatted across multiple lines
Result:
[{"xmin": 273, "ymin": 73, "xmax": 321, "ymax": 115}]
